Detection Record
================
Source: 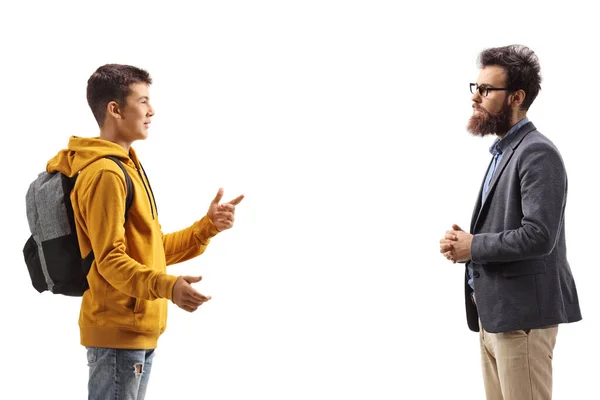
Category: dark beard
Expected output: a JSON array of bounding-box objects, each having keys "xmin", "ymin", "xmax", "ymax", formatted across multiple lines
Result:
[{"xmin": 467, "ymin": 100, "xmax": 512, "ymax": 137}]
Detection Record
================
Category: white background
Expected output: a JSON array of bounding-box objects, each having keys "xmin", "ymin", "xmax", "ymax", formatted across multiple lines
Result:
[{"xmin": 1, "ymin": 1, "xmax": 598, "ymax": 399}]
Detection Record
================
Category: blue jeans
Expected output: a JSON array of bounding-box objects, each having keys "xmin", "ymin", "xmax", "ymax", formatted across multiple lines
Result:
[{"xmin": 87, "ymin": 347, "xmax": 155, "ymax": 400}]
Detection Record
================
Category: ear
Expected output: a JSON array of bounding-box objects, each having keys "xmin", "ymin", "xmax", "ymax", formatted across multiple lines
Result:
[
  {"xmin": 106, "ymin": 101, "xmax": 122, "ymax": 120},
  {"xmin": 509, "ymin": 89, "xmax": 526, "ymax": 108}
]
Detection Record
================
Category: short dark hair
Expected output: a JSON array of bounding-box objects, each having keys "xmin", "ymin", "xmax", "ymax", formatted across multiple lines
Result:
[
  {"xmin": 86, "ymin": 64, "xmax": 152, "ymax": 127},
  {"xmin": 478, "ymin": 44, "xmax": 541, "ymax": 110}
]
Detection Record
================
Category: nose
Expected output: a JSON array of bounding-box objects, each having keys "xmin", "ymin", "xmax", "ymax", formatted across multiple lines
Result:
[
  {"xmin": 471, "ymin": 90, "xmax": 482, "ymax": 103},
  {"xmin": 148, "ymin": 103, "xmax": 155, "ymax": 117}
]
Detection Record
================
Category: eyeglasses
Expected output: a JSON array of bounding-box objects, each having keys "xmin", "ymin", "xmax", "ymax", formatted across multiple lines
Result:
[{"xmin": 470, "ymin": 83, "xmax": 509, "ymax": 97}]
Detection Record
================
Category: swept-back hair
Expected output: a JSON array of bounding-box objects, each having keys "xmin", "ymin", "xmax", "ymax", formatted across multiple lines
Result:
[
  {"xmin": 478, "ymin": 45, "xmax": 541, "ymax": 110},
  {"xmin": 86, "ymin": 64, "xmax": 152, "ymax": 127}
]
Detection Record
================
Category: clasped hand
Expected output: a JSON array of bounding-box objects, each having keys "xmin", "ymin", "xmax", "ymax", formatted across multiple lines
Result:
[{"xmin": 439, "ymin": 224, "xmax": 473, "ymax": 263}]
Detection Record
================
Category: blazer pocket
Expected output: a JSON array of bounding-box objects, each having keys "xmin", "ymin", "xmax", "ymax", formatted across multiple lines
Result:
[{"xmin": 502, "ymin": 260, "xmax": 546, "ymax": 278}]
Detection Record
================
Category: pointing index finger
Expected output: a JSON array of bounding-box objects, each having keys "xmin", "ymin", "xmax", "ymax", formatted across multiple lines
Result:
[{"xmin": 228, "ymin": 194, "xmax": 245, "ymax": 206}]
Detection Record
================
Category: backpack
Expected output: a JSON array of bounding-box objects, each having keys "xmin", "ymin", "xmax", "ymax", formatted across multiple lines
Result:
[{"xmin": 23, "ymin": 156, "xmax": 134, "ymax": 296}]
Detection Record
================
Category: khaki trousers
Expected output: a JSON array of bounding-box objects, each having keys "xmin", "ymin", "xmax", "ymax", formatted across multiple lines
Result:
[{"xmin": 479, "ymin": 321, "xmax": 558, "ymax": 400}]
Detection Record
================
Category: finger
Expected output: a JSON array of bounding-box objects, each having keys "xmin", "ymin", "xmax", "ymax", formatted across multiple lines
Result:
[
  {"xmin": 215, "ymin": 210, "xmax": 234, "ymax": 219},
  {"xmin": 198, "ymin": 296, "xmax": 211, "ymax": 305},
  {"xmin": 445, "ymin": 253, "xmax": 457, "ymax": 263},
  {"xmin": 444, "ymin": 232, "xmax": 458, "ymax": 240},
  {"xmin": 452, "ymin": 224, "xmax": 463, "ymax": 232},
  {"xmin": 185, "ymin": 288, "xmax": 208, "ymax": 303},
  {"xmin": 181, "ymin": 280, "xmax": 206, "ymax": 301},
  {"xmin": 186, "ymin": 295, "xmax": 210, "ymax": 308},
  {"xmin": 440, "ymin": 244, "xmax": 453, "ymax": 252},
  {"xmin": 184, "ymin": 298, "xmax": 201, "ymax": 308},
  {"xmin": 218, "ymin": 203, "xmax": 234, "ymax": 212},
  {"xmin": 182, "ymin": 275, "xmax": 202, "ymax": 284},
  {"xmin": 183, "ymin": 297, "xmax": 201, "ymax": 309},
  {"xmin": 211, "ymin": 188, "xmax": 224, "ymax": 205},
  {"xmin": 217, "ymin": 219, "xmax": 233, "ymax": 229},
  {"xmin": 214, "ymin": 211, "xmax": 234, "ymax": 221},
  {"xmin": 228, "ymin": 194, "xmax": 244, "ymax": 206},
  {"xmin": 194, "ymin": 293, "xmax": 211, "ymax": 302},
  {"xmin": 186, "ymin": 299, "xmax": 203, "ymax": 308}
]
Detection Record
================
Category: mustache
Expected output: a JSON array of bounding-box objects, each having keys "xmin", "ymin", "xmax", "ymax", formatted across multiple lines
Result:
[{"xmin": 472, "ymin": 104, "xmax": 501, "ymax": 118}]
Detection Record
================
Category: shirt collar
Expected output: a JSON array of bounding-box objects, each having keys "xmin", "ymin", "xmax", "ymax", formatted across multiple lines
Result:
[{"xmin": 489, "ymin": 117, "xmax": 530, "ymax": 156}]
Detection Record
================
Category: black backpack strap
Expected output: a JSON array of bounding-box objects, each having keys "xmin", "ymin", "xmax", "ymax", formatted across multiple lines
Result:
[
  {"xmin": 105, "ymin": 156, "xmax": 134, "ymax": 219},
  {"xmin": 81, "ymin": 156, "xmax": 135, "ymax": 288}
]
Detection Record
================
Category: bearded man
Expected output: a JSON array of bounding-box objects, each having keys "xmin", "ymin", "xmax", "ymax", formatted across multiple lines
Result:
[{"xmin": 439, "ymin": 45, "xmax": 582, "ymax": 400}]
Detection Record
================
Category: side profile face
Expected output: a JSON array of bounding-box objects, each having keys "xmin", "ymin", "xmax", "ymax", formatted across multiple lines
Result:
[
  {"xmin": 473, "ymin": 65, "xmax": 508, "ymax": 115},
  {"xmin": 112, "ymin": 82, "xmax": 154, "ymax": 143},
  {"xmin": 468, "ymin": 65, "xmax": 513, "ymax": 137}
]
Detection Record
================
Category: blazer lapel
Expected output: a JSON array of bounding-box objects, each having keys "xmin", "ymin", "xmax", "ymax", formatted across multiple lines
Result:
[
  {"xmin": 470, "ymin": 158, "xmax": 492, "ymax": 233},
  {"xmin": 471, "ymin": 122, "xmax": 537, "ymax": 232}
]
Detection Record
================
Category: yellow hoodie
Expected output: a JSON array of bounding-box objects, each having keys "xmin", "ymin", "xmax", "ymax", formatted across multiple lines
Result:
[{"xmin": 47, "ymin": 136, "xmax": 219, "ymax": 349}]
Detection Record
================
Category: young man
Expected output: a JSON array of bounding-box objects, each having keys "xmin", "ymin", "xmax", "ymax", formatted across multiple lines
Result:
[
  {"xmin": 46, "ymin": 64, "xmax": 243, "ymax": 400},
  {"xmin": 439, "ymin": 45, "xmax": 581, "ymax": 399}
]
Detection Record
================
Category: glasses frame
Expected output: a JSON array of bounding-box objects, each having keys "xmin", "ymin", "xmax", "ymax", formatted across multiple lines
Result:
[{"xmin": 470, "ymin": 83, "xmax": 510, "ymax": 97}]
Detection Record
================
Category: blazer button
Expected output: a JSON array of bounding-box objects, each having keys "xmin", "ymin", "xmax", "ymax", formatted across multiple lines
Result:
[{"xmin": 473, "ymin": 271, "xmax": 480, "ymax": 278}]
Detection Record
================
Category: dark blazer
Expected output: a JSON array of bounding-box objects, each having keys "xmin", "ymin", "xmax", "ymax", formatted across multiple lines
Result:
[{"xmin": 465, "ymin": 121, "xmax": 582, "ymax": 333}]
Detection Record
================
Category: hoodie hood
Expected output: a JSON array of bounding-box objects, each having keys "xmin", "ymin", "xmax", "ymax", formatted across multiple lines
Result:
[{"xmin": 47, "ymin": 136, "xmax": 139, "ymax": 177}]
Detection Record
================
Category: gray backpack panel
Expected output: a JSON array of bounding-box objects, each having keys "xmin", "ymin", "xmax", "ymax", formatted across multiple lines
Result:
[{"xmin": 23, "ymin": 156, "xmax": 133, "ymax": 296}]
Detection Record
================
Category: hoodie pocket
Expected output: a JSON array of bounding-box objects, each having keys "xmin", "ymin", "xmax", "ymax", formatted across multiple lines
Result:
[
  {"xmin": 133, "ymin": 298, "xmax": 163, "ymax": 331},
  {"xmin": 134, "ymin": 298, "xmax": 144, "ymax": 314}
]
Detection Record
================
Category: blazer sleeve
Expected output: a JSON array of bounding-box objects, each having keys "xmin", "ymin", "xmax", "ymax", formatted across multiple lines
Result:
[{"xmin": 470, "ymin": 141, "xmax": 567, "ymax": 263}]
